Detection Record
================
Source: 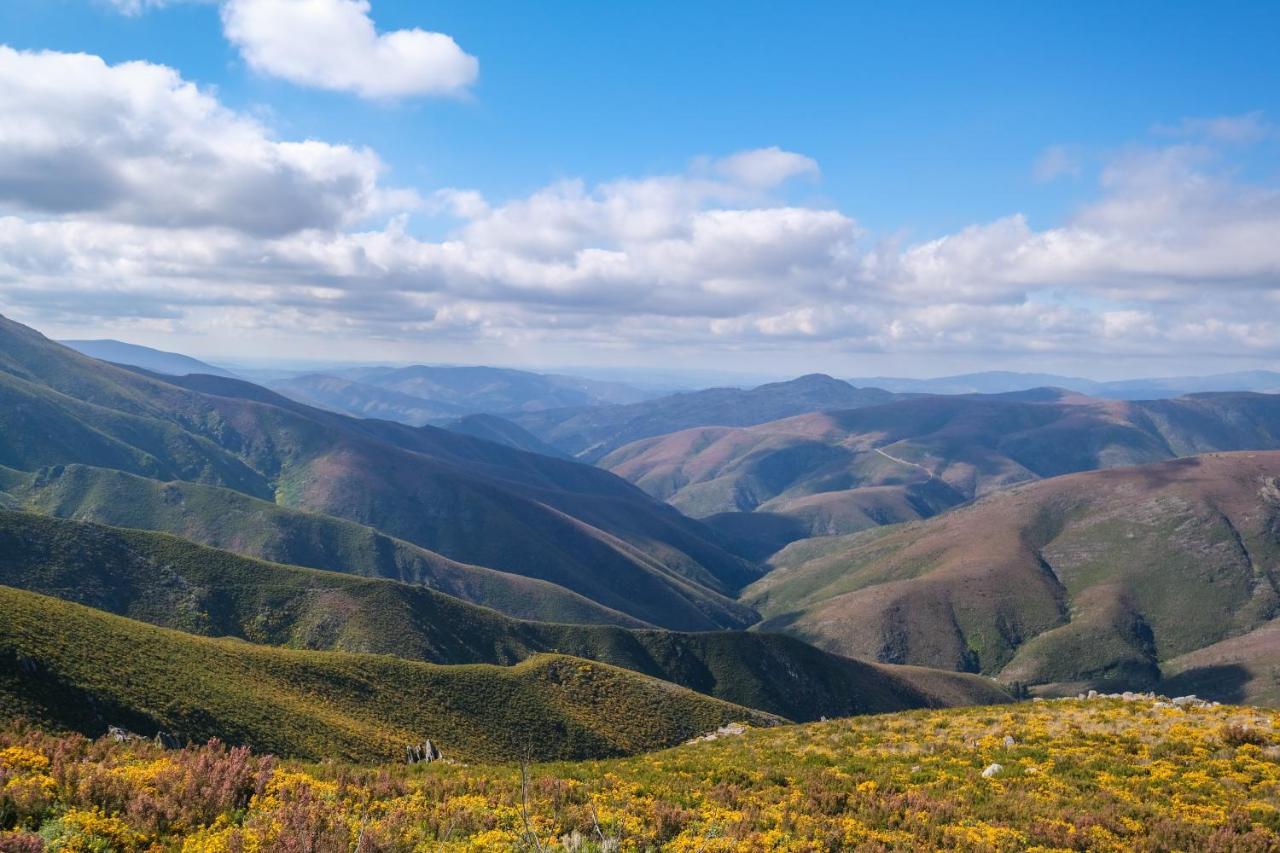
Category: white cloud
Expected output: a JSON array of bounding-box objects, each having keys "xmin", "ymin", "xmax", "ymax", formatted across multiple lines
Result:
[
  {"xmin": 1, "ymin": 52, "xmax": 1277, "ymax": 372},
  {"xmin": 0, "ymin": 46, "xmax": 412, "ymax": 236},
  {"xmin": 713, "ymin": 147, "xmax": 819, "ymax": 188},
  {"xmin": 220, "ymin": 0, "xmax": 478, "ymax": 99}
]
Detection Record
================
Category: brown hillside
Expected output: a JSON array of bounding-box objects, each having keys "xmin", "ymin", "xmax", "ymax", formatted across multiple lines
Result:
[{"xmin": 745, "ymin": 452, "xmax": 1280, "ymax": 699}]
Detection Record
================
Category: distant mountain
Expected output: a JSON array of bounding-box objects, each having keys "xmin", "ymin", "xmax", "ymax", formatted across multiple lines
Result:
[
  {"xmin": 0, "ymin": 585, "xmax": 776, "ymax": 763},
  {"xmin": 60, "ymin": 339, "xmax": 236, "ymax": 378},
  {"xmin": 601, "ymin": 389, "xmax": 1280, "ymax": 553},
  {"xmin": 266, "ymin": 364, "xmax": 656, "ymax": 427},
  {"xmin": 268, "ymin": 372, "xmax": 471, "ymax": 424},
  {"xmin": 745, "ymin": 451, "xmax": 1280, "ymax": 700},
  {"xmin": 509, "ymin": 374, "xmax": 900, "ymax": 462},
  {"xmin": 850, "ymin": 369, "xmax": 1280, "ymax": 399},
  {"xmin": 0, "ymin": 510, "xmax": 1011, "ymax": 724},
  {"xmin": 0, "ymin": 314, "xmax": 759, "ymax": 630}
]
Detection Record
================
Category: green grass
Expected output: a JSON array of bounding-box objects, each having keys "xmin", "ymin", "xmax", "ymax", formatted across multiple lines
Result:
[
  {"xmin": 0, "ymin": 585, "xmax": 779, "ymax": 763},
  {"xmin": 0, "ymin": 510, "xmax": 1010, "ymax": 722}
]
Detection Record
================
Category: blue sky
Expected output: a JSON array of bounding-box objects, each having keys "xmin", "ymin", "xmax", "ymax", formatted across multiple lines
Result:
[{"xmin": 0, "ymin": 1, "xmax": 1278, "ymax": 377}]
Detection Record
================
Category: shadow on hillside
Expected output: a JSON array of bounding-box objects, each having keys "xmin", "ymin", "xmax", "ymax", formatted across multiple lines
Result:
[{"xmin": 1160, "ymin": 663, "xmax": 1251, "ymax": 704}]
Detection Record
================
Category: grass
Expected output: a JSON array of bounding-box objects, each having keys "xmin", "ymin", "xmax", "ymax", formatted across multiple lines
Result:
[
  {"xmin": 0, "ymin": 510, "xmax": 1010, "ymax": 722},
  {"xmin": 3, "ymin": 698, "xmax": 1279, "ymax": 850},
  {"xmin": 0, "ymin": 585, "xmax": 779, "ymax": 764}
]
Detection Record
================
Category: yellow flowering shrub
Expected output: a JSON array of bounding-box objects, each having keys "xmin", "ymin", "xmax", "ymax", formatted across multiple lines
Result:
[{"xmin": 2, "ymin": 698, "xmax": 1280, "ymax": 850}]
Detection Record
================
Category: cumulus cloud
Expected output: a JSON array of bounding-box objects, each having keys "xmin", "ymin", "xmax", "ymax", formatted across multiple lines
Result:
[
  {"xmin": 221, "ymin": 0, "xmax": 478, "ymax": 99},
  {"xmin": 0, "ymin": 47, "xmax": 412, "ymax": 236},
  {"xmin": 1, "ymin": 47, "xmax": 1278, "ymax": 370}
]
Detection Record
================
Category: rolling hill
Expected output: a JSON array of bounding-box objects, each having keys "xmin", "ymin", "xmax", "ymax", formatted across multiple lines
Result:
[
  {"xmin": 0, "ymin": 314, "xmax": 759, "ymax": 630},
  {"xmin": 266, "ymin": 372, "xmax": 471, "ymax": 424},
  {"xmin": 268, "ymin": 364, "xmax": 653, "ymax": 426},
  {"xmin": 603, "ymin": 390, "xmax": 1280, "ymax": 552},
  {"xmin": 59, "ymin": 339, "xmax": 237, "ymax": 379},
  {"xmin": 508, "ymin": 373, "xmax": 899, "ymax": 461},
  {"xmin": 744, "ymin": 451, "xmax": 1280, "ymax": 699},
  {"xmin": 0, "ymin": 510, "xmax": 1010, "ymax": 721},
  {"xmin": 0, "ymin": 464, "xmax": 641, "ymax": 627},
  {"xmin": 0, "ymin": 586, "xmax": 777, "ymax": 763}
]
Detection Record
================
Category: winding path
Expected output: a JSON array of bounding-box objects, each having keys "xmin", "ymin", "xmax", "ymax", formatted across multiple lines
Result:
[{"xmin": 873, "ymin": 447, "xmax": 937, "ymax": 480}]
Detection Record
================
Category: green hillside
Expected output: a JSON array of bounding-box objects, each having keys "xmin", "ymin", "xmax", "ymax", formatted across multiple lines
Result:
[
  {"xmin": 745, "ymin": 452, "xmax": 1280, "ymax": 699},
  {"xmin": 0, "ymin": 585, "xmax": 779, "ymax": 763},
  {"xmin": 0, "ymin": 511, "xmax": 1009, "ymax": 721},
  {"xmin": 4, "ymin": 463, "xmax": 643, "ymax": 627}
]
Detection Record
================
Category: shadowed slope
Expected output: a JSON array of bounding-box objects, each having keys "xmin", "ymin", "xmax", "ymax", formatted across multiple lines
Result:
[{"xmin": 3, "ymin": 464, "xmax": 643, "ymax": 627}]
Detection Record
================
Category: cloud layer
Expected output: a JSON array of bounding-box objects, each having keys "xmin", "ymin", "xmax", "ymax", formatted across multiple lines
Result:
[{"xmin": 1, "ymin": 46, "xmax": 1278, "ymax": 370}]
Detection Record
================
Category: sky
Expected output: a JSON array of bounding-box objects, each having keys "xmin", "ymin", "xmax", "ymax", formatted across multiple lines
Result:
[{"xmin": 0, "ymin": 0, "xmax": 1278, "ymax": 378}]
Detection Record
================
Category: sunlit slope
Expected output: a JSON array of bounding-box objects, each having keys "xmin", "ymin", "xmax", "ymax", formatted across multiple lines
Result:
[
  {"xmin": 0, "ymin": 586, "xmax": 778, "ymax": 763},
  {"xmin": 746, "ymin": 452, "xmax": 1280, "ymax": 698},
  {"xmin": 0, "ymin": 511, "xmax": 1010, "ymax": 720}
]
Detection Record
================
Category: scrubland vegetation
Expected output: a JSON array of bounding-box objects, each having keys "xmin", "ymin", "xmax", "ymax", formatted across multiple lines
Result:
[{"xmin": 4, "ymin": 698, "xmax": 1279, "ymax": 850}]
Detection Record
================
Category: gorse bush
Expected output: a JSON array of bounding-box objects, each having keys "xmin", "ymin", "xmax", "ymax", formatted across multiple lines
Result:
[{"xmin": 4, "ymin": 698, "xmax": 1280, "ymax": 850}]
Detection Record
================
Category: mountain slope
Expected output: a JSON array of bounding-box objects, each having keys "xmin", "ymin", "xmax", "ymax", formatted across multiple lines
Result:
[
  {"xmin": 1, "ymin": 465, "xmax": 641, "ymax": 627},
  {"xmin": 0, "ymin": 315, "xmax": 758, "ymax": 630},
  {"xmin": 59, "ymin": 339, "xmax": 236, "ymax": 378},
  {"xmin": 0, "ymin": 586, "xmax": 777, "ymax": 762},
  {"xmin": 0, "ymin": 511, "xmax": 1010, "ymax": 721},
  {"xmin": 603, "ymin": 390, "xmax": 1280, "ymax": 549},
  {"xmin": 508, "ymin": 374, "xmax": 899, "ymax": 462},
  {"xmin": 745, "ymin": 452, "xmax": 1280, "ymax": 698},
  {"xmin": 445, "ymin": 413, "xmax": 571, "ymax": 458}
]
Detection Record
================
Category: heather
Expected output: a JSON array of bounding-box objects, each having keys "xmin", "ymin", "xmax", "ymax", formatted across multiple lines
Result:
[{"xmin": 4, "ymin": 698, "xmax": 1280, "ymax": 851}]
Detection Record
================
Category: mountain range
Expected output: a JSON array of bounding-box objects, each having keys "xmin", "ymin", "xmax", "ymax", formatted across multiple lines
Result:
[
  {"xmin": 7, "ymin": 312, "xmax": 1280, "ymax": 761},
  {"xmin": 267, "ymin": 364, "xmax": 655, "ymax": 426},
  {"xmin": 0, "ymin": 315, "xmax": 760, "ymax": 631},
  {"xmin": 0, "ymin": 313, "xmax": 1017, "ymax": 760},
  {"xmin": 508, "ymin": 373, "xmax": 900, "ymax": 461},
  {"xmin": 601, "ymin": 389, "xmax": 1280, "ymax": 552},
  {"xmin": 850, "ymin": 369, "xmax": 1280, "ymax": 399}
]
